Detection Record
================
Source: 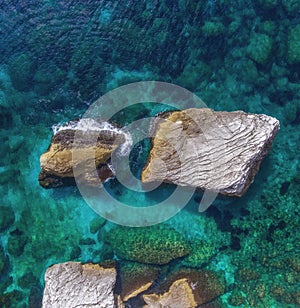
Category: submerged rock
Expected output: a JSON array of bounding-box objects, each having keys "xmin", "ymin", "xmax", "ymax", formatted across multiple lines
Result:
[
  {"xmin": 143, "ymin": 269, "xmax": 225, "ymax": 307},
  {"xmin": 0, "ymin": 290, "xmax": 24, "ymax": 308},
  {"xmin": 287, "ymin": 24, "xmax": 300, "ymax": 64},
  {"xmin": 7, "ymin": 229, "xmax": 28, "ymax": 257},
  {"xmin": 142, "ymin": 108, "xmax": 279, "ymax": 197},
  {"xmin": 8, "ymin": 53, "xmax": 36, "ymax": 92},
  {"xmin": 247, "ymin": 33, "xmax": 273, "ymax": 64},
  {"xmin": 89, "ymin": 216, "xmax": 106, "ymax": 234},
  {"xmin": 119, "ymin": 262, "xmax": 159, "ymax": 302},
  {"xmin": 105, "ymin": 225, "xmax": 190, "ymax": 265},
  {"xmin": 39, "ymin": 119, "xmax": 129, "ymax": 188},
  {"xmin": 282, "ymin": 0, "xmax": 300, "ymax": 14},
  {"xmin": 143, "ymin": 278, "xmax": 198, "ymax": 308},
  {"xmin": 42, "ymin": 261, "xmax": 117, "ymax": 308}
]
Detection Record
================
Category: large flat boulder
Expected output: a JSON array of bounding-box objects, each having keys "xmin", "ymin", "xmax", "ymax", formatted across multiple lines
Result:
[
  {"xmin": 42, "ymin": 262, "xmax": 117, "ymax": 308},
  {"xmin": 141, "ymin": 108, "xmax": 279, "ymax": 196}
]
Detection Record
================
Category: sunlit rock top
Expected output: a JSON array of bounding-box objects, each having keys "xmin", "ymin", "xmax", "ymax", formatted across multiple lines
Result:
[
  {"xmin": 42, "ymin": 262, "xmax": 117, "ymax": 308},
  {"xmin": 141, "ymin": 108, "xmax": 280, "ymax": 197}
]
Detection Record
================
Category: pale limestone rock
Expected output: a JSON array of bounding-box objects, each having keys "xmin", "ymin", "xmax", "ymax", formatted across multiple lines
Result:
[
  {"xmin": 42, "ymin": 262, "xmax": 116, "ymax": 308},
  {"xmin": 142, "ymin": 108, "xmax": 280, "ymax": 197}
]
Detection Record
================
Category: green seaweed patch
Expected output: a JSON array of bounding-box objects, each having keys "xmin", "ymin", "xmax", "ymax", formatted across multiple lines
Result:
[
  {"xmin": 228, "ymin": 290, "xmax": 247, "ymax": 306},
  {"xmin": 287, "ymin": 24, "xmax": 300, "ymax": 64},
  {"xmin": 181, "ymin": 239, "xmax": 217, "ymax": 268},
  {"xmin": 258, "ymin": 0, "xmax": 278, "ymax": 9},
  {"xmin": 282, "ymin": 0, "xmax": 300, "ymax": 14},
  {"xmin": 247, "ymin": 33, "xmax": 273, "ymax": 64},
  {"xmin": 105, "ymin": 225, "xmax": 190, "ymax": 265},
  {"xmin": 201, "ymin": 21, "xmax": 225, "ymax": 37}
]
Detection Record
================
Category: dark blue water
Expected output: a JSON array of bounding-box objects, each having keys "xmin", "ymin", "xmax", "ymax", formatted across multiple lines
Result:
[{"xmin": 0, "ymin": 0, "xmax": 299, "ymax": 307}]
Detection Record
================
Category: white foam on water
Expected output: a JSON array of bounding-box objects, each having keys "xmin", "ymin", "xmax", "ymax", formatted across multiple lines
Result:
[{"xmin": 52, "ymin": 118, "xmax": 133, "ymax": 156}]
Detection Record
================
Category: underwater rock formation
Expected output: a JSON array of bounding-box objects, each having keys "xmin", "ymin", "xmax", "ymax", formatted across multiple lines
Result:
[
  {"xmin": 42, "ymin": 262, "xmax": 117, "ymax": 308},
  {"xmin": 119, "ymin": 263, "xmax": 159, "ymax": 302},
  {"xmin": 142, "ymin": 108, "xmax": 280, "ymax": 197},
  {"xmin": 143, "ymin": 278, "xmax": 198, "ymax": 307},
  {"xmin": 142, "ymin": 269, "xmax": 225, "ymax": 307},
  {"xmin": 287, "ymin": 24, "xmax": 300, "ymax": 64},
  {"xmin": 105, "ymin": 225, "xmax": 190, "ymax": 265},
  {"xmin": 39, "ymin": 119, "xmax": 128, "ymax": 188}
]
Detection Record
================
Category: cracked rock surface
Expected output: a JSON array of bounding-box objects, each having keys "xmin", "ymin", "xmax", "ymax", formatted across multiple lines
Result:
[
  {"xmin": 39, "ymin": 109, "xmax": 279, "ymax": 197},
  {"xmin": 42, "ymin": 262, "xmax": 117, "ymax": 308},
  {"xmin": 142, "ymin": 108, "xmax": 280, "ymax": 196}
]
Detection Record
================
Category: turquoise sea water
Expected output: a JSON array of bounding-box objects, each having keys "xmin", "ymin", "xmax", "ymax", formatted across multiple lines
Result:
[{"xmin": 0, "ymin": 0, "xmax": 299, "ymax": 307}]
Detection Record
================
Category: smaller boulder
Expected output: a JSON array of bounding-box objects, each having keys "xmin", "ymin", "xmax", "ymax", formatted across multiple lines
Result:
[
  {"xmin": 119, "ymin": 262, "xmax": 159, "ymax": 302},
  {"xmin": 39, "ymin": 119, "xmax": 128, "ymax": 188},
  {"xmin": 143, "ymin": 269, "xmax": 225, "ymax": 307},
  {"xmin": 143, "ymin": 278, "xmax": 197, "ymax": 308},
  {"xmin": 89, "ymin": 216, "xmax": 106, "ymax": 234}
]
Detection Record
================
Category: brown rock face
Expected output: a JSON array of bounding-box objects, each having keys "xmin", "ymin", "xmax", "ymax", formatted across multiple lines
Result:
[
  {"xmin": 142, "ymin": 108, "xmax": 280, "ymax": 197},
  {"xmin": 42, "ymin": 262, "xmax": 117, "ymax": 308},
  {"xmin": 119, "ymin": 263, "xmax": 159, "ymax": 302},
  {"xmin": 143, "ymin": 269, "xmax": 225, "ymax": 307},
  {"xmin": 143, "ymin": 278, "xmax": 198, "ymax": 308},
  {"xmin": 39, "ymin": 119, "xmax": 128, "ymax": 188}
]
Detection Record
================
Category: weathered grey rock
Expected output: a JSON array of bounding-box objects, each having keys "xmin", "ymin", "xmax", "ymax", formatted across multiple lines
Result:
[
  {"xmin": 42, "ymin": 262, "xmax": 117, "ymax": 308},
  {"xmin": 142, "ymin": 108, "xmax": 279, "ymax": 197}
]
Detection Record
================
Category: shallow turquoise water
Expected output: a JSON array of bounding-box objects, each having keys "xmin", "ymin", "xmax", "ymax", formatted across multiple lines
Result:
[{"xmin": 0, "ymin": 0, "xmax": 300, "ymax": 307}]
